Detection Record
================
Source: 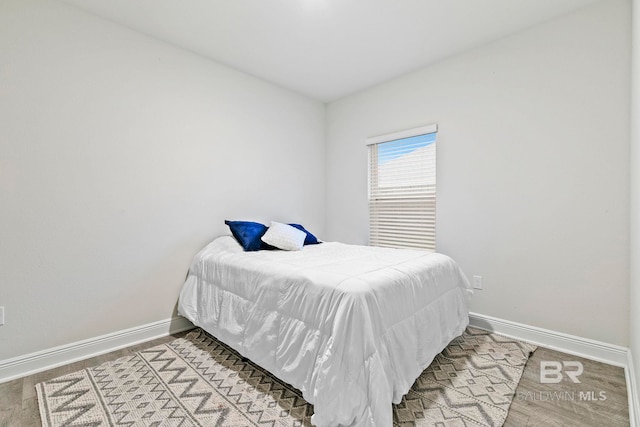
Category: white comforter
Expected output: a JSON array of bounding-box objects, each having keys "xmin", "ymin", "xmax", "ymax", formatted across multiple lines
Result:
[{"xmin": 178, "ymin": 236, "xmax": 471, "ymax": 427}]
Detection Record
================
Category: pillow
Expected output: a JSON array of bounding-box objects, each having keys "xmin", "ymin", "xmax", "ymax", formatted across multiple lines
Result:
[
  {"xmin": 224, "ymin": 220, "xmax": 270, "ymax": 251},
  {"xmin": 261, "ymin": 221, "xmax": 307, "ymax": 251},
  {"xmin": 288, "ymin": 223, "xmax": 321, "ymax": 245}
]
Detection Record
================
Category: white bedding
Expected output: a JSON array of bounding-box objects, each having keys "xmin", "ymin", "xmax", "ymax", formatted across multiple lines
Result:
[{"xmin": 178, "ymin": 236, "xmax": 471, "ymax": 427}]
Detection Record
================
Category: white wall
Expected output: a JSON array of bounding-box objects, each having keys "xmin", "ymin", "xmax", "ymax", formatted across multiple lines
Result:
[
  {"xmin": 631, "ymin": 0, "xmax": 640, "ymax": 408},
  {"xmin": 0, "ymin": 0, "xmax": 325, "ymax": 360},
  {"xmin": 326, "ymin": 0, "xmax": 630, "ymax": 345}
]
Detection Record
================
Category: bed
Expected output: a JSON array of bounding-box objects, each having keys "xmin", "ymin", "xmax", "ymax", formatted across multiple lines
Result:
[{"xmin": 178, "ymin": 235, "xmax": 472, "ymax": 426}]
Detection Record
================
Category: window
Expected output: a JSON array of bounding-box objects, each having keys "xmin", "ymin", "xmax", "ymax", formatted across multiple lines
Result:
[{"xmin": 367, "ymin": 124, "xmax": 437, "ymax": 251}]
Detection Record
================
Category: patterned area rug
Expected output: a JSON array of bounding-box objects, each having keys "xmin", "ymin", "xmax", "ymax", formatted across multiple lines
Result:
[
  {"xmin": 37, "ymin": 327, "xmax": 536, "ymax": 427},
  {"xmin": 393, "ymin": 328, "xmax": 537, "ymax": 426}
]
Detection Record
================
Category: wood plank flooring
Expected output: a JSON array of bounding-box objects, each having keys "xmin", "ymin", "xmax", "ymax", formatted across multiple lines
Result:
[
  {"xmin": 0, "ymin": 330, "xmax": 630, "ymax": 426},
  {"xmin": 504, "ymin": 346, "xmax": 629, "ymax": 426}
]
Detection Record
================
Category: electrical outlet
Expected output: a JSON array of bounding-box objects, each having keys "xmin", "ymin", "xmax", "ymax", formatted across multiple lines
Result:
[
  {"xmin": 473, "ymin": 275, "xmax": 483, "ymax": 290},
  {"xmin": 0, "ymin": 307, "xmax": 4, "ymax": 326}
]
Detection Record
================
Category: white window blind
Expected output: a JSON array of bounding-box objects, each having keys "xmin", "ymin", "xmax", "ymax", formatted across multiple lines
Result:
[{"xmin": 367, "ymin": 125, "xmax": 437, "ymax": 251}]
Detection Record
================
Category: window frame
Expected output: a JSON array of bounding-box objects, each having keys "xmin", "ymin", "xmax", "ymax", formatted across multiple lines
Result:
[{"xmin": 366, "ymin": 124, "xmax": 438, "ymax": 251}]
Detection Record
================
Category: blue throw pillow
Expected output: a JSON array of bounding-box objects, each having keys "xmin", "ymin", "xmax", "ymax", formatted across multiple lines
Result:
[
  {"xmin": 225, "ymin": 220, "xmax": 272, "ymax": 251},
  {"xmin": 288, "ymin": 224, "xmax": 321, "ymax": 245}
]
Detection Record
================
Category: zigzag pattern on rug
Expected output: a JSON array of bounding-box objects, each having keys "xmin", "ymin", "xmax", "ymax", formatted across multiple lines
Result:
[{"xmin": 36, "ymin": 327, "xmax": 535, "ymax": 427}]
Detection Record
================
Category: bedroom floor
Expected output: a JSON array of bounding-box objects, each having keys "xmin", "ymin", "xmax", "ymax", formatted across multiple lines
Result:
[
  {"xmin": 504, "ymin": 346, "xmax": 630, "ymax": 426},
  {"xmin": 0, "ymin": 331, "xmax": 630, "ymax": 427}
]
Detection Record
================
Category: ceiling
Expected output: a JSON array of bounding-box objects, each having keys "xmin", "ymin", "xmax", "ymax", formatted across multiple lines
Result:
[{"xmin": 60, "ymin": 0, "xmax": 599, "ymax": 102}]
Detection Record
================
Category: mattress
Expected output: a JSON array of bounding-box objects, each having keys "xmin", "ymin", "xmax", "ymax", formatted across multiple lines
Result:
[{"xmin": 178, "ymin": 235, "xmax": 471, "ymax": 426}]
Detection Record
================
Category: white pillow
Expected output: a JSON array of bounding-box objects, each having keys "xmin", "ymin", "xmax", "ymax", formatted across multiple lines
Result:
[{"xmin": 261, "ymin": 221, "xmax": 307, "ymax": 251}]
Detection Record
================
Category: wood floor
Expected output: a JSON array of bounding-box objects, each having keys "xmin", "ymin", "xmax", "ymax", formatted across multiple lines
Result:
[
  {"xmin": 0, "ymin": 330, "xmax": 630, "ymax": 427},
  {"xmin": 504, "ymin": 346, "xmax": 629, "ymax": 426}
]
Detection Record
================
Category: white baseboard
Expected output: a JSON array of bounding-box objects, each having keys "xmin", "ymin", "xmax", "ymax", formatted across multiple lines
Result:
[
  {"xmin": 469, "ymin": 312, "xmax": 628, "ymax": 366},
  {"xmin": 0, "ymin": 316, "xmax": 194, "ymax": 384},
  {"xmin": 628, "ymin": 351, "xmax": 640, "ymax": 427},
  {"xmin": 469, "ymin": 312, "xmax": 637, "ymax": 426}
]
